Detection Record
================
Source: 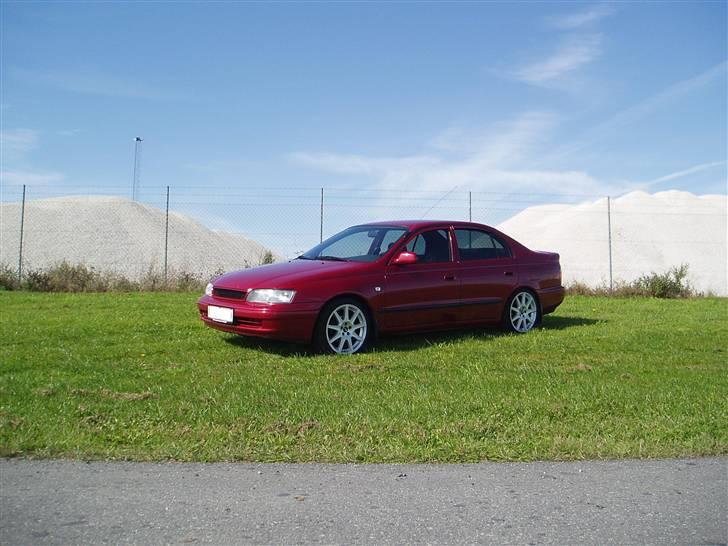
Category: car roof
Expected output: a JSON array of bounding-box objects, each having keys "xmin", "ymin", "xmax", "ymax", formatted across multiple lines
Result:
[{"xmin": 355, "ymin": 220, "xmax": 497, "ymax": 231}]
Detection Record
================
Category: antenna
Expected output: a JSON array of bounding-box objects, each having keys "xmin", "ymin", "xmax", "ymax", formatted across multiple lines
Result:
[{"xmin": 132, "ymin": 136, "xmax": 143, "ymax": 201}]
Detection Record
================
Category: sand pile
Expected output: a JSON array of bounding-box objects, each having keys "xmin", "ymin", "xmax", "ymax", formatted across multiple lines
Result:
[
  {"xmin": 497, "ymin": 190, "xmax": 727, "ymax": 295},
  {"xmin": 0, "ymin": 195, "xmax": 276, "ymax": 280}
]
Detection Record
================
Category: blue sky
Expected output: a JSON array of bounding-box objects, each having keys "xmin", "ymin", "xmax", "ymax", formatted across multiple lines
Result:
[{"xmin": 1, "ymin": 1, "xmax": 726, "ymax": 246}]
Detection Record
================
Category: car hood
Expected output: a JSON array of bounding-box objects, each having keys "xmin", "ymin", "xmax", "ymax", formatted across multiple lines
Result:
[{"xmin": 212, "ymin": 259, "xmax": 365, "ymax": 290}]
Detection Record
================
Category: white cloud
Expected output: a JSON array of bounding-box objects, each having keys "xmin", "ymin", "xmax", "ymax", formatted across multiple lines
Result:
[
  {"xmin": 643, "ymin": 161, "xmax": 727, "ymax": 188},
  {"xmin": 289, "ymin": 152, "xmax": 440, "ymax": 176},
  {"xmin": 551, "ymin": 61, "xmax": 728, "ymax": 159},
  {"xmin": 547, "ymin": 4, "xmax": 615, "ymax": 30},
  {"xmin": 56, "ymin": 129, "xmax": 80, "ymax": 137},
  {"xmin": 0, "ymin": 170, "xmax": 65, "ymax": 185},
  {"xmin": 0, "ymin": 129, "xmax": 39, "ymax": 156},
  {"xmin": 509, "ymin": 4, "xmax": 614, "ymax": 88},
  {"xmin": 512, "ymin": 34, "xmax": 602, "ymax": 85},
  {"xmin": 14, "ymin": 68, "xmax": 184, "ymax": 100},
  {"xmin": 290, "ymin": 112, "xmax": 608, "ymax": 202}
]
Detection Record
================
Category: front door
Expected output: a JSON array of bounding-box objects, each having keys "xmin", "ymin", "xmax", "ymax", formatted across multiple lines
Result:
[{"xmin": 380, "ymin": 228, "xmax": 459, "ymax": 332}]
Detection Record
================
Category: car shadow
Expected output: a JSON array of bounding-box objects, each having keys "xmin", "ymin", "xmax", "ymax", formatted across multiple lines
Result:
[
  {"xmin": 223, "ymin": 335, "xmax": 315, "ymax": 357},
  {"xmin": 221, "ymin": 315, "xmax": 601, "ymax": 357},
  {"xmin": 375, "ymin": 315, "xmax": 601, "ymax": 352}
]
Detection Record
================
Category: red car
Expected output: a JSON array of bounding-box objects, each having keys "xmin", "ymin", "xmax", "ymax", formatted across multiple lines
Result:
[{"xmin": 198, "ymin": 221, "xmax": 564, "ymax": 354}]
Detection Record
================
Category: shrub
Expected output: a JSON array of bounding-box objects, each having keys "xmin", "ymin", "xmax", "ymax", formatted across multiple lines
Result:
[
  {"xmin": 0, "ymin": 264, "xmax": 19, "ymax": 291},
  {"xmin": 566, "ymin": 264, "xmax": 698, "ymax": 298},
  {"xmin": 260, "ymin": 250, "xmax": 275, "ymax": 265},
  {"xmin": 633, "ymin": 264, "xmax": 695, "ymax": 298},
  {"xmin": 47, "ymin": 261, "xmax": 101, "ymax": 292}
]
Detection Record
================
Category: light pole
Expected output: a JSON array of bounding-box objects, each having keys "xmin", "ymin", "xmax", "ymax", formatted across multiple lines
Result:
[{"xmin": 132, "ymin": 136, "xmax": 143, "ymax": 201}]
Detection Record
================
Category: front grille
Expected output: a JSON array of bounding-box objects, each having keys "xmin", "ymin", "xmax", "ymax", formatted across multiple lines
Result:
[{"xmin": 213, "ymin": 287, "xmax": 247, "ymax": 299}]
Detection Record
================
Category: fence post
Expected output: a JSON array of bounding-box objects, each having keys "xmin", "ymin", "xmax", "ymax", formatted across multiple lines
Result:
[
  {"xmin": 17, "ymin": 185, "xmax": 26, "ymax": 285},
  {"xmin": 469, "ymin": 191, "xmax": 472, "ymax": 222},
  {"xmin": 319, "ymin": 187, "xmax": 324, "ymax": 243},
  {"xmin": 164, "ymin": 186, "xmax": 170, "ymax": 284},
  {"xmin": 607, "ymin": 195, "xmax": 613, "ymax": 292}
]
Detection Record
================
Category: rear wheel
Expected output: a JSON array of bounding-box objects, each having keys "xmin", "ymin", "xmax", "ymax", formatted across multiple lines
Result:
[
  {"xmin": 503, "ymin": 290, "xmax": 539, "ymax": 333},
  {"xmin": 314, "ymin": 298, "xmax": 371, "ymax": 354}
]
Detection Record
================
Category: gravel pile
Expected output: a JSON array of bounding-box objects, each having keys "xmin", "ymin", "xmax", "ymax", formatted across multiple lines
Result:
[
  {"xmin": 0, "ymin": 195, "xmax": 277, "ymax": 281},
  {"xmin": 497, "ymin": 190, "xmax": 727, "ymax": 295}
]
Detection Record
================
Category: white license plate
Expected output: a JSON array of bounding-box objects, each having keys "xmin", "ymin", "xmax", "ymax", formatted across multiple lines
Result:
[{"xmin": 208, "ymin": 305, "xmax": 234, "ymax": 324}]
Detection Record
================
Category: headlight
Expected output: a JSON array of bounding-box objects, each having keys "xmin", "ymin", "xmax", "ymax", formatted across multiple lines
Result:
[
  {"xmin": 246, "ymin": 289, "xmax": 296, "ymax": 304},
  {"xmin": 205, "ymin": 282, "xmax": 213, "ymax": 297}
]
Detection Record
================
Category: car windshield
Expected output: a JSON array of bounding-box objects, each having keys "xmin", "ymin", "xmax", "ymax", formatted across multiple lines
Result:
[{"xmin": 300, "ymin": 226, "xmax": 408, "ymax": 262}]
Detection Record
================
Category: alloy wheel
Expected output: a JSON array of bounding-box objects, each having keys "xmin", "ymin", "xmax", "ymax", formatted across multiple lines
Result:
[
  {"xmin": 509, "ymin": 291, "xmax": 538, "ymax": 333},
  {"xmin": 325, "ymin": 303, "xmax": 368, "ymax": 354}
]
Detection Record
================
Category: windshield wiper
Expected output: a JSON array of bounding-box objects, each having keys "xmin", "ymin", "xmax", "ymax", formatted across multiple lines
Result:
[
  {"xmin": 295, "ymin": 255, "xmax": 314, "ymax": 260},
  {"xmin": 316, "ymin": 255, "xmax": 349, "ymax": 262}
]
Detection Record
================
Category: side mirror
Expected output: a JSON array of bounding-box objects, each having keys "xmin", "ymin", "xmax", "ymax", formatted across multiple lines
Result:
[{"xmin": 393, "ymin": 251, "xmax": 418, "ymax": 265}]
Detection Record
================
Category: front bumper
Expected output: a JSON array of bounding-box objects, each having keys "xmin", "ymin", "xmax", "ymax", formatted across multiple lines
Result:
[{"xmin": 197, "ymin": 295, "xmax": 321, "ymax": 343}]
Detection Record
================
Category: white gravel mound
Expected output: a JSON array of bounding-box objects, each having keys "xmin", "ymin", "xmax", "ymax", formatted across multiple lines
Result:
[
  {"xmin": 497, "ymin": 190, "xmax": 727, "ymax": 295},
  {"xmin": 0, "ymin": 195, "xmax": 277, "ymax": 280}
]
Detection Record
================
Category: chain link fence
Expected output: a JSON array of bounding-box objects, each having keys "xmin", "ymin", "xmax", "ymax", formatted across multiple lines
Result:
[{"xmin": 1, "ymin": 183, "xmax": 726, "ymax": 294}]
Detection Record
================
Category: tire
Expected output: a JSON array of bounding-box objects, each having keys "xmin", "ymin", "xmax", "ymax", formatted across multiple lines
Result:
[
  {"xmin": 314, "ymin": 298, "xmax": 372, "ymax": 355},
  {"xmin": 503, "ymin": 290, "xmax": 539, "ymax": 333}
]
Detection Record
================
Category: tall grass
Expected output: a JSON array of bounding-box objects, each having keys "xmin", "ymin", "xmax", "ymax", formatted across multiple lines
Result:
[
  {"xmin": 566, "ymin": 264, "xmax": 700, "ymax": 298},
  {"xmin": 0, "ymin": 262, "xmax": 207, "ymax": 293}
]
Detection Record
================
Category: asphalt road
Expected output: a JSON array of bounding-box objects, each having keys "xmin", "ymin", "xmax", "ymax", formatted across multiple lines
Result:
[{"xmin": 1, "ymin": 458, "xmax": 726, "ymax": 545}]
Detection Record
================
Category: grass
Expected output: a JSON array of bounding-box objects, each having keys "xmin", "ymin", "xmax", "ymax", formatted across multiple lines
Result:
[{"xmin": 0, "ymin": 292, "xmax": 726, "ymax": 462}]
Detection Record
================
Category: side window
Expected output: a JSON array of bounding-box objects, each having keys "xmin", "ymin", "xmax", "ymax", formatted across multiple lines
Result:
[
  {"xmin": 405, "ymin": 229, "xmax": 452, "ymax": 263},
  {"xmin": 379, "ymin": 229, "xmax": 407, "ymax": 254},
  {"xmin": 455, "ymin": 229, "xmax": 511, "ymax": 261}
]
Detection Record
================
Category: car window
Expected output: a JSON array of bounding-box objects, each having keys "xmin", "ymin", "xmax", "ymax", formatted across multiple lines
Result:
[
  {"xmin": 302, "ymin": 226, "xmax": 407, "ymax": 262},
  {"xmin": 454, "ymin": 229, "xmax": 511, "ymax": 260},
  {"xmin": 405, "ymin": 229, "xmax": 452, "ymax": 263},
  {"xmin": 379, "ymin": 229, "xmax": 407, "ymax": 254}
]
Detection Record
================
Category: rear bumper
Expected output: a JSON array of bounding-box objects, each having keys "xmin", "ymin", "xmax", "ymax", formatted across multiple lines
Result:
[
  {"xmin": 197, "ymin": 296, "xmax": 320, "ymax": 343},
  {"xmin": 537, "ymin": 285, "xmax": 565, "ymax": 315}
]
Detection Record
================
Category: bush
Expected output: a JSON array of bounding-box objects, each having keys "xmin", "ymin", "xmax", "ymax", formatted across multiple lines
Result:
[
  {"xmin": 9, "ymin": 262, "xmax": 208, "ymax": 293},
  {"xmin": 0, "ymin": 264, "xmax": 19, "ymax": 291},
  {"xmin": 46, "ymin": 261, "xmax": 101, "ymax": 292},
  {"xmin": 633, "ymin": 264, "xmax": 695, "ymax": 298},
  {"xmin": 566, "ymin": 264, "xmax": 698, "ymax": 298},
  {"xmin": 260, "ymin": 250, "xmax": 275, "ymax": 265}
]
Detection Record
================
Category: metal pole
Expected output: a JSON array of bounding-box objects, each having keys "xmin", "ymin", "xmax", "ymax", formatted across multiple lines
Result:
[
  {"xmin": 319, "ymin": 187, "xmax": 324, "ymax": 243},
  {"xmin": 132, "ymin": 137, "xmax": 143, "ymax": 201},
  {"xmin": 17, "ymin": 184, "xmax": 26, "ymax": 285},
  {"xmin": 164, "ymin": 186, "xmax": 170, "ymax": 284},
  {"xmin": 607, "ymin": 196, "xmax": 613, "ymax": 292},
  {"xmin": 469, "ymin": 191, "xmax": 472, "ymax": 222}
]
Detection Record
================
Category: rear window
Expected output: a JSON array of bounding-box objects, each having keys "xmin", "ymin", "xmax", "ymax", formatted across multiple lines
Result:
[{"xmin": 454, "ymin": 229, "xmax": 511, "ymax": 260}]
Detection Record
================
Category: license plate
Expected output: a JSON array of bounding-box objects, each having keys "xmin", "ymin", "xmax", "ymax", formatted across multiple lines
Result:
[{"xmin": 208, "ymin": 305, "xmax": 234, "ymax": 324}]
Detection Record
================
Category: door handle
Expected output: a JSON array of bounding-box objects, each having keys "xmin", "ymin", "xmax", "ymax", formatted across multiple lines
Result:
[
  {"xmin": 444, "ymin": 274, "xmax": 456, "ymax": 281},
  {"xmin": 504, "ymin": 271, "xmax": 514, "ymax": 276}
]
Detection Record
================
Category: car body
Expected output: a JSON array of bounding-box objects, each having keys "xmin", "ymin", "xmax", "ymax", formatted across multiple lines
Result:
[{"xmin": 197, "ymin": 220, "xmax": 564, "ymax": 354}]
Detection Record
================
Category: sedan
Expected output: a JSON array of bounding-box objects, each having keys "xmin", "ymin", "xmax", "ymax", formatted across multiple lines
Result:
[{"xmin": 197, "ymin": 221, "xmax": 565, "ymax": 354}]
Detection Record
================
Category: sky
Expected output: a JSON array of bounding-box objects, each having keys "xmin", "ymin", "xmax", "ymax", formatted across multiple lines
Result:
[{"xmin": 1, "ymin": 1, "xmax": 726, "ymax": 249}]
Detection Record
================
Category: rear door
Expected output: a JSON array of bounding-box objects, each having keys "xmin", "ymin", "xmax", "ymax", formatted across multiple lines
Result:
[
  {"xmin": 380, "ymin": 228, "xmax": 459, "ymax": 331},
  {"xmin": 454, "ymin": 228, "xmax": 518, "ymax": 324}
]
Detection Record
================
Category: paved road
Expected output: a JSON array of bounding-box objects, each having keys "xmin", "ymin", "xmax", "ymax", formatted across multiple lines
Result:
[{"xmin": 1, "ymin": 458, "xmax": 726, "ymax": 545}]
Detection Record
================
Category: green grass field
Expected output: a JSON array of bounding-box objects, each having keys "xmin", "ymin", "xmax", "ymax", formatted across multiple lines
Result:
[{"xmin": 1, "ymin": 292, "xmax": 726, "ymax": 462}]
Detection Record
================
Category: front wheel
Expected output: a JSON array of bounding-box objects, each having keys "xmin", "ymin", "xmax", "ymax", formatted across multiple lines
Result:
[
  {"xmin": 314, "ymin": 298, "xmax": 371, "ymax": 355},
  {"xmin": 503, "ymin": 290, "xmax": 539, "ymax": 333}
]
